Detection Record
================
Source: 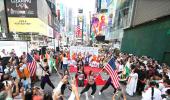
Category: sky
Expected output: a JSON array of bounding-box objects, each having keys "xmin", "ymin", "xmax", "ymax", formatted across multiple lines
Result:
[{"xmin": 60, "ymin": 0, "xmax": 96, "ymax": 14}]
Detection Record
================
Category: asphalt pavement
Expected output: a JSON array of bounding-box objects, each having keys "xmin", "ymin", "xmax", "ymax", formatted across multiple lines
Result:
[{"xmin": 34, "ymin": 72, "xmax": 142, "ymax": 100}]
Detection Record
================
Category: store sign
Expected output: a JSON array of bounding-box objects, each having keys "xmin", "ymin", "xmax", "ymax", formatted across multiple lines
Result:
[
  {"xmin": 5, "ymin": 0, "xmax": 37, "ymax": 17},
  {"xmin": 8, "ymin": 17, "xmax": 47, "ymax": 35}
]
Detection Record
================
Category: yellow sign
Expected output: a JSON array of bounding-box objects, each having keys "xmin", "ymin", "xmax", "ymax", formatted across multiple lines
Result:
[{"xmin": 8, "ymin": 17, "xmax": 48, "ymax": 36}]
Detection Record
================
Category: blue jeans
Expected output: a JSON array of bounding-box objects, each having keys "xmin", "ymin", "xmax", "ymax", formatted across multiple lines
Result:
[{"xmin": 63, "ymin": 64, "xmax": 68, "ymax": 70}]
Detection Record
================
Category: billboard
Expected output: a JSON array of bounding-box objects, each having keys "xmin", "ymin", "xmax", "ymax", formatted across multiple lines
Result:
[
  {"xmin": 8, "ymin": 17, "xmax": 47, "ymax": 35},
  {"xmin": 91, "ymin": 14, "xmax": 107, "ymax": 36},
  {"xmin": 5, "ymin": 0, "xmax": 37, "ymax": 17}
]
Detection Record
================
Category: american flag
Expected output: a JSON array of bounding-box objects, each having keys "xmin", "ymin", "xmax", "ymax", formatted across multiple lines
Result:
[
  {"xmin": 104, "ymin": 58, "xmax": 120, "ymax": 89},
  {"xmin": 27, "ymin": 53, "xmax": 37, "ymax": 76}
]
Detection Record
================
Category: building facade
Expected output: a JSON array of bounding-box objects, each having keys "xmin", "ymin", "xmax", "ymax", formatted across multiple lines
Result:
[{"xmin": 121, "ymin": 0, "xmax": 170, "ymax": 65}]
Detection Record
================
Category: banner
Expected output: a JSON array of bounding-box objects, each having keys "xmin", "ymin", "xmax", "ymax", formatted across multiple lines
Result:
[
  {"xmin": 70, "ymin": 46, "xmax": 98, "ymax": 59},
  {"xmin": 8, "ymin": 17, "xmax": 48, "ymax": 35},
  {"xmin": 5, "ymin": 0, "xmax": 37, "ymax": 17},
  {"xmin": 70, "ymin": 46, "xmax": 99, "ymax": 67}
]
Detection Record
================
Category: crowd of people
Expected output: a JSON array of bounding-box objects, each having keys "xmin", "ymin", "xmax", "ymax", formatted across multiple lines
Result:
[
  {"xmin": 0, "ymin": 48, "xmax": 170, "ymax": 100},
  {"xmin": 116, "ymin": 53, "xmax": 170, "ymax": 100}
]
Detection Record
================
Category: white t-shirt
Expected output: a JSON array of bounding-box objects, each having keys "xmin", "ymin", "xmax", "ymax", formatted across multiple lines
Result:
[
  {"xmin": 142, "ymin": 87, "xmax": 162, "ymax": 100},
  {"xmin": 0, "ymin": 52, "xmax": 6, "ymax": 57},
  {"xmin": 157, "ymin": 80, "xmax": 165, "ymax": 92},
  {"xmin": 63, "ymin": 57, "xmax": 68, "ymax": 64},
  {"xmin": 162, "ymin": 87, "xmax": 170, "ymax": 95}
]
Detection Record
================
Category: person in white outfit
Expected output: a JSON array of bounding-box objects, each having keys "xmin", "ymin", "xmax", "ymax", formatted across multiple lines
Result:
[
  {"xmin": 126, "ymin": 65, "xmax": 138, "ymax": 96},
  {"xmin": 142, "ymin": 81, "xmax": 162, "ymax": 100},
  {"xmin": 36, "ymin": 60, "xmax": 43, "ymax": 80}
]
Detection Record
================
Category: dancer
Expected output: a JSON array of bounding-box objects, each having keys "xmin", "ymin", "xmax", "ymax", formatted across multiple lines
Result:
[
  {"xmin": 99, "ymin": 77, "xmax": 117, "ymax": 95},
  {"xmin": 76, "ymin": 67, "xmax": 86, "ymax": 87},
  {"xmin": 80, "ymin": 71, "xmax": 96, "ymax": 99},
  {"xmin": 40, "ymin": 59, "xmax": 55, "ymax": 89},
  {"xmin": 59, "ymin": 52, "xmax": 63, "ymax": 70},
  {"xmin": 53, "ymin": 76, "xmax": 80, "ymax": 100},
  {"xmin": 63, "ymin": 53, "xmax": 69, "ymax": 73},
  {"xmin": 60, "ymin": 70, "xmax": 72, "ymax": 97}
]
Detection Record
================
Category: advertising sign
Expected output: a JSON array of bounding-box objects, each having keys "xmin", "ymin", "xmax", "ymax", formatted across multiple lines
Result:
[
  {"xmin": 92, "ymin": 14, "xmax": 107, "ymax": 36},
  {"xmin": 5, "ymin": 0, "xmax": 37, "ymax": 17},
  {"xmin": 0, "ymin": 41, "xmax": 28, "ymax": 57},
  {"xmin": 8, "ymin": 17, "xmax": 47, "ymax": 35}
]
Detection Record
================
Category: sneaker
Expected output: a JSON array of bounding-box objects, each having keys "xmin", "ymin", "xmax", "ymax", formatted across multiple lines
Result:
[
  {"xmin": 91, "ymin": 95, "xmax": 94, "ymax": 99},
  {"xmin": 99, "ymin": 91, "xmax": 102, "ymax": 95}
]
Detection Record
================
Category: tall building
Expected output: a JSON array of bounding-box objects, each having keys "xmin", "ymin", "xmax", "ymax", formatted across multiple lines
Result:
[{"xmin": 110, "ymin": 0, "xmax": 134, "ymax": 46}]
